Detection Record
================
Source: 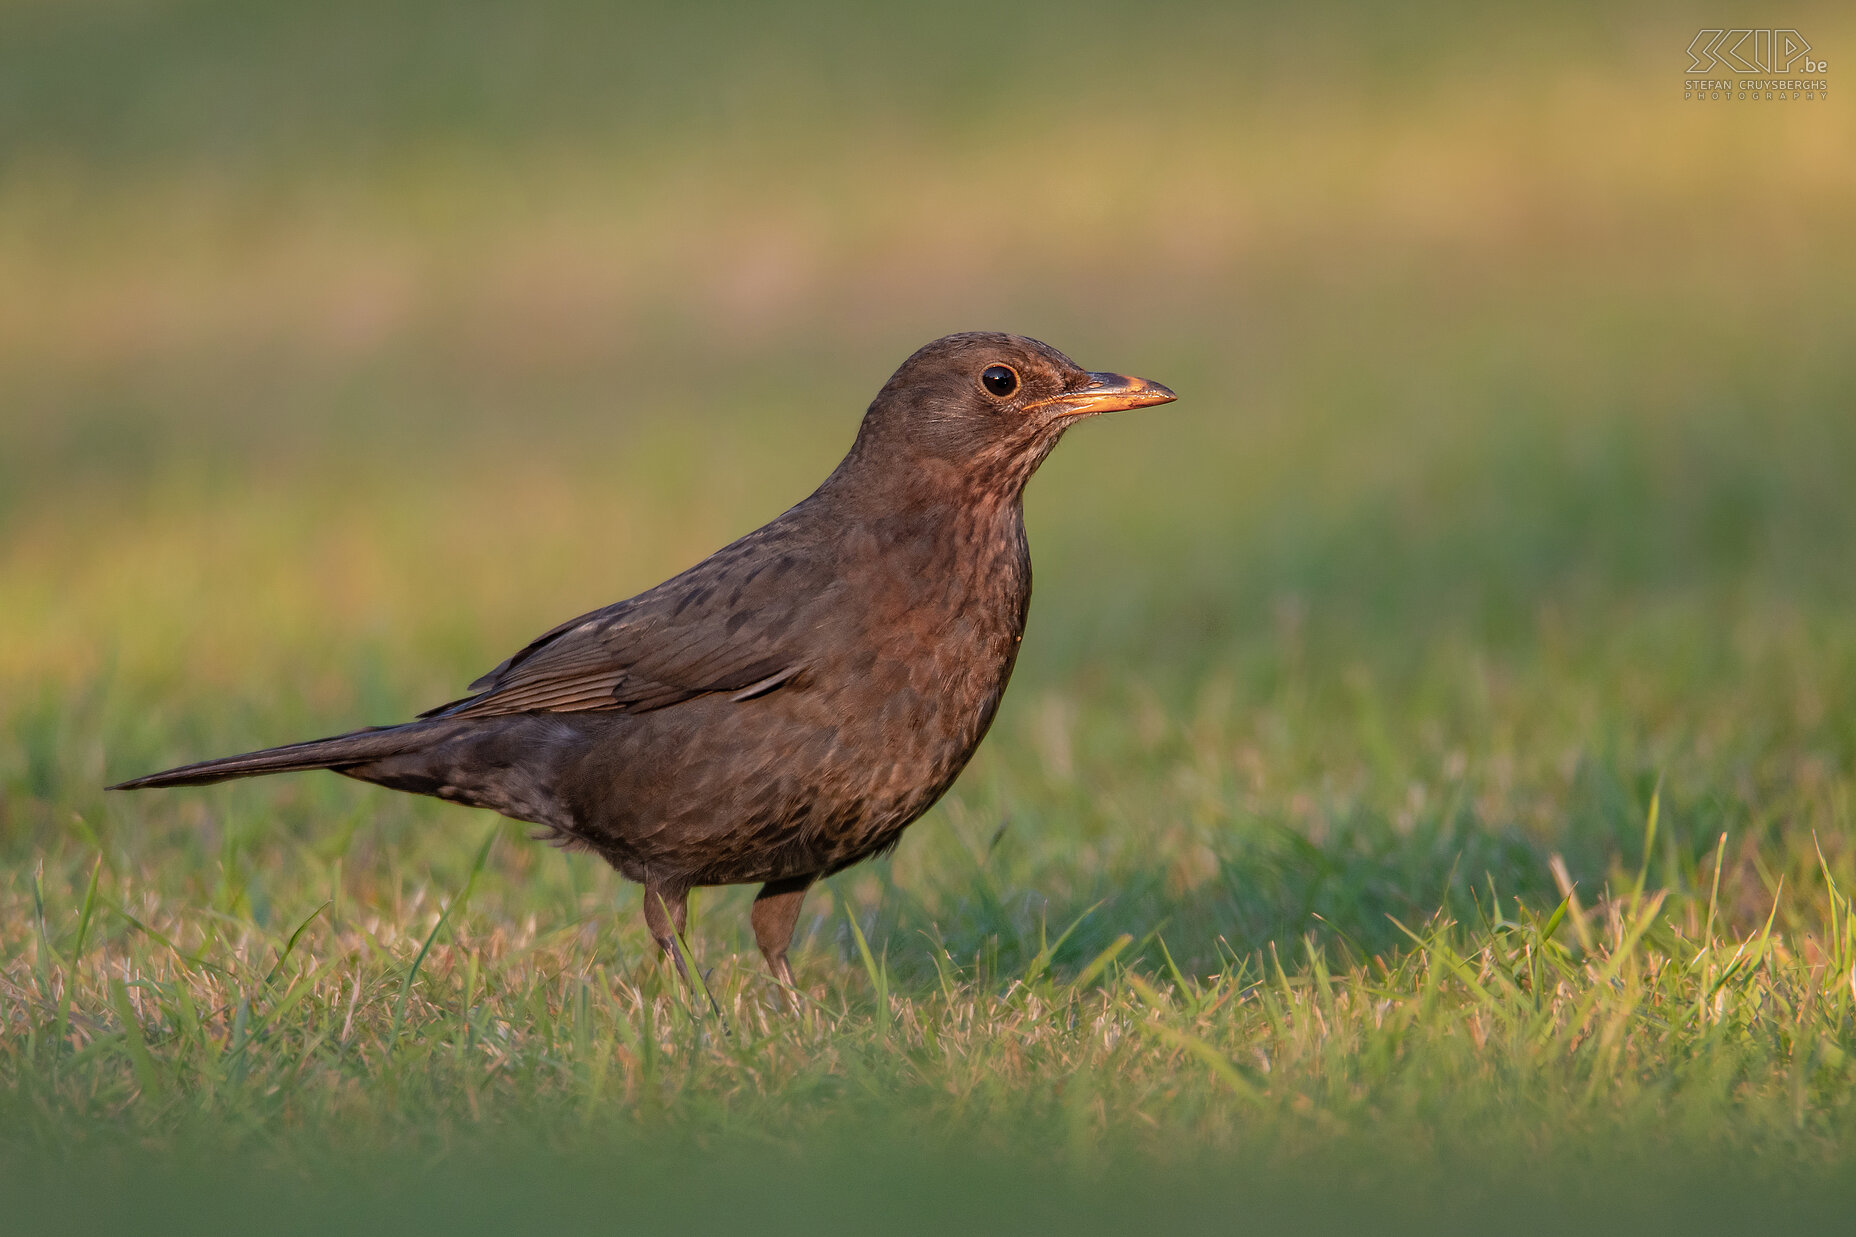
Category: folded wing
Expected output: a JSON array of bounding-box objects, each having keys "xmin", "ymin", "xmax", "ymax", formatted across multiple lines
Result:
[{"xmin": 422, "ymin": 530, "xmax": 822, "ymax": 720}]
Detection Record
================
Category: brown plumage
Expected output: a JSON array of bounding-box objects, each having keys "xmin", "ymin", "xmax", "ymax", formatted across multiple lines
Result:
[{"xmin": 110, "ymin": 332, "xmax": 1176, "ymax": 986}]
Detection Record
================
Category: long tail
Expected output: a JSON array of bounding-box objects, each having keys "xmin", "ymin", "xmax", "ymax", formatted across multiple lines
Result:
[{"xmin": 108, "ymin": 723, "xmax": 448, "ymax": 790}]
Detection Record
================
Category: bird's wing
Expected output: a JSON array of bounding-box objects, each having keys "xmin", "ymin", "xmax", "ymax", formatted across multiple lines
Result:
[{"xmin": 420, "ymin": 532, "xmax": 823, "ymax": 720}]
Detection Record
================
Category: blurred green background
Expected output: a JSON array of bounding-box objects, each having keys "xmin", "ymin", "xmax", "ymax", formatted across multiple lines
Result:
[{"xmin": 4, "ymin": 1, "xmax": 1855, "ymax": 1230}]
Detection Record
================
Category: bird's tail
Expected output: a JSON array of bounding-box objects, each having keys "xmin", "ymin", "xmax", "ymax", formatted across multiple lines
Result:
[{"xmin": 108, "ymin": 723, "xmax": 446, "ymax": 790}]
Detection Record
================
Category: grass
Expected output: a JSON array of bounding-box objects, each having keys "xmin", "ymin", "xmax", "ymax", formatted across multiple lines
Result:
[{"xmin": 4, "ymin": 0, "xmax": 1856, "ymax": 1230}]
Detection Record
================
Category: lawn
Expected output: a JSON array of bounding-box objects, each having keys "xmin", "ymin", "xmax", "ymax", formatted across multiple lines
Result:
[{"xmin": 3, "ymin": 2, "xmax": 1856, "ymax": 1231}]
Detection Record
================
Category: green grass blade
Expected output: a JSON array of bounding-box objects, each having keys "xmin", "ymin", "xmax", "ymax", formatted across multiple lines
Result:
[{"xmin": 391, "ymin": 824, "xmax": 499, "ymax": 1045}]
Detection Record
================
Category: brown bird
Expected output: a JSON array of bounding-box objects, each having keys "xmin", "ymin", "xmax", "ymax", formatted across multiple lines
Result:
[{"xmin": 110, "ymin": 332, "xmax": 1176, "ymax": 986}]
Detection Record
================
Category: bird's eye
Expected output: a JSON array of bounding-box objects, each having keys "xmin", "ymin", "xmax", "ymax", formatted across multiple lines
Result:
[{"xmin": 981, "ymin": 365, "xmax": 1019, "ymax": 398}]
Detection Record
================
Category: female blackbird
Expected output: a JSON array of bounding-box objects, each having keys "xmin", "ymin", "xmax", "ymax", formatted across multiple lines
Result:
[{"xmin": 111, "ymin": 332, "xmax": 1176, "ymax": 985}]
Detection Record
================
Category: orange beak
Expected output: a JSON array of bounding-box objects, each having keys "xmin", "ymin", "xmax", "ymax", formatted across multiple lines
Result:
[{"xmin": 1050, "ymin": 371, "xmax": 1178, "ymax": 417}]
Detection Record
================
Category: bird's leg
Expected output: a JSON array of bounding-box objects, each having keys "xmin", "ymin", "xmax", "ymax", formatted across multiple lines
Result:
[
  {"xmin": 642, "ymin": 880, "xmax": 725, "ymax": 1021},
  {"xmin": 641, "ymin": 880, "xmax": 691, "ymax": 981},
  {"xmin": 751, "ymin": 874, "xmax": 816, "ymax": 991}
]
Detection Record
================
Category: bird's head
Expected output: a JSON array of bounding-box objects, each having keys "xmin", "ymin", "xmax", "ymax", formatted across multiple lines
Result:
[{"xmin": 842, "ymin": 331, "xmax": 1176, "ymax": 502}]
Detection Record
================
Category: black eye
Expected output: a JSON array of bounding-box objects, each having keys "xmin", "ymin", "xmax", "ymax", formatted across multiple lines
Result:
[{"xmin": 981, "ymin": 365, "xmax": 1019, "ymax": 397}]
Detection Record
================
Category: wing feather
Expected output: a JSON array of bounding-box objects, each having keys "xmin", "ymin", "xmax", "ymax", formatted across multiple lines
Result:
[{"xmin": 421, "ymin": 527, "xmax": 821, "ymax": 721}]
